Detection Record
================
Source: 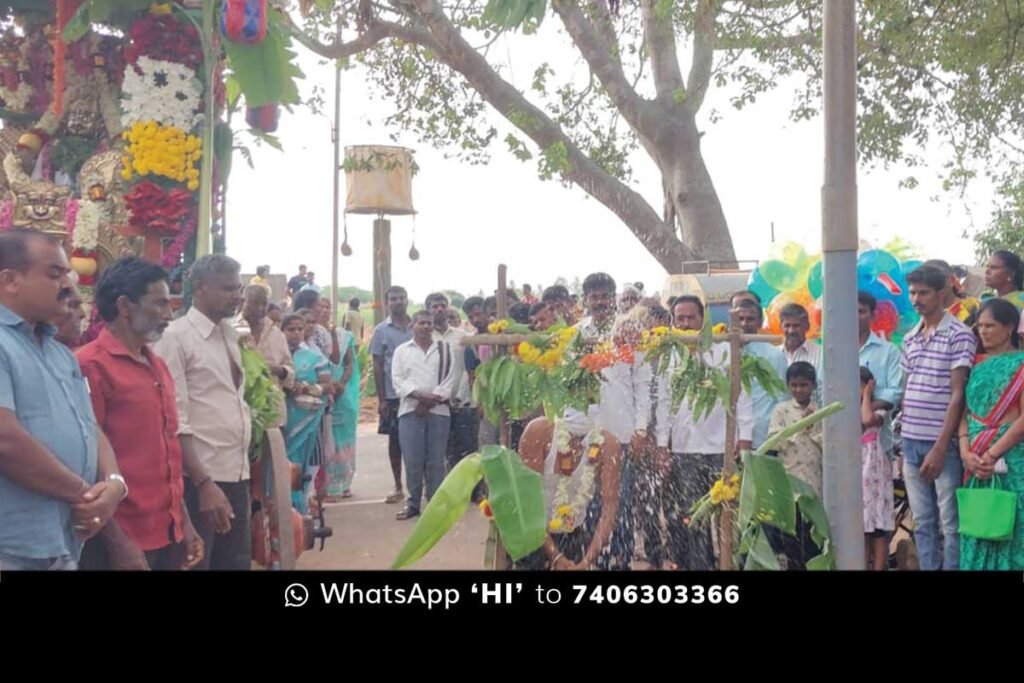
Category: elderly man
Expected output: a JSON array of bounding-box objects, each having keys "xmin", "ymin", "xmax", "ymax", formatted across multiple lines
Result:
[
  {"xmin": 235, "ymin": 284, "xmax": 293, "ymax": 433},
  {"xmin": 0, "ymin": 230, "xmax": 124, "ymax": 570},
  {"xmin": 154, "ymin": 255, "xmax": 252, "ymax": 571}
]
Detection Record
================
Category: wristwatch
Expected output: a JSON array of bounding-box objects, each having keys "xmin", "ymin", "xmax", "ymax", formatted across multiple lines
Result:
[{"xmin": 106, "ymin": 473, "xmax": 129, "ymax": 501}]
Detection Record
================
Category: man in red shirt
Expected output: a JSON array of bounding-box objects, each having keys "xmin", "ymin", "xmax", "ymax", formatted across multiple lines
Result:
[{"xmin": 77, "ymin": 258, "xmax": 203, "ymax": 570}]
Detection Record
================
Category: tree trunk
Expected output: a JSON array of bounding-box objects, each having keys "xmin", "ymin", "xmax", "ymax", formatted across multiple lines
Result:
[{"xmin": 659, "ymin": 114, "xmax": 736, "ymax": 266}]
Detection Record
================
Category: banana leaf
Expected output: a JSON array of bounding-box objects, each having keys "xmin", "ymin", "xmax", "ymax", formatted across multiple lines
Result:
[
  {"xmin": 754, "ymin": 402, "xmax": 844, "ymax": 456},
  {"xmin": 392, "ymin": 454, "xmax": 484, "ymax": 569},
  {"xmin": 739, "ymin": 452, "xmax": 796, "ymax": 535},
  {"xmin": 789, "ymin": 475, "xmax": 836, "ymax": 570},
  {"xmin": 480, "ymin": 445, "xmax": 546, "ymax": 560},
  {"xmin": 742, "ymin": 525, "xmax": 781, "ymax": 570}
]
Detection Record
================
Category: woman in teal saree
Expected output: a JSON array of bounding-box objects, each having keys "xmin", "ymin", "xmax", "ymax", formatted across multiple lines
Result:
[
  {"xmin": 959, "ymin": 299, "xmax": 1024, "ymax": 570},
  {"xmin": 324, "ymin": 325, "xmax": 359, "ymax": 500},
  {"xmin": 282, "ymin": 312, "xmax": 331, "ymax": 514}
]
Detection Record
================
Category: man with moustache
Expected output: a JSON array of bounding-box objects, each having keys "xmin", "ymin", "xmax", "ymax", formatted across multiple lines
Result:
[
  {"xmin": 77, "ymin": 258, "xmax": 204, "ymax": 570},
  {"xmin": 0, "ymin": 230, "xmax": 123, "ymax": 571}
]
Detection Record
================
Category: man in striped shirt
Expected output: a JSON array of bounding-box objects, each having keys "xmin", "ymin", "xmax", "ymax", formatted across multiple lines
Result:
[{"xmin": 901, "ymin": 265, "xmax": 975, "ymax": 570}]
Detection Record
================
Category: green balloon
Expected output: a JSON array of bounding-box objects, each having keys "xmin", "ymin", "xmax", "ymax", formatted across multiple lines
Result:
[
  {"xmin": 808, "ymin": 260, "xmax": 824, "ymax": 299},
  {"xmin": 760, "ymin": 259, "xmax": 800, "ymax": 292}
]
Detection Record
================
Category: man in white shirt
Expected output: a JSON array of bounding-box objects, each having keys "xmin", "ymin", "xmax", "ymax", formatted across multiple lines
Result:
[
  {"xmin": 656, "ymin": 296, "xmax": 753, "ymax": 571},
  {"xmin": 154, "ymin": 255, "xmax": 252, "ymax": 570},
  {"xmin": 571, "ymin": 272, "xmax": 651, "ymax": 570},
  {"xmin": 391, "ymin": 310, "xmax": 457, "ymax": 520},
  {"xmin": 426, "ymin": 292, "xmax": 474, "ymax": 470},
  {"xmin": 780, "ymin": 303, "xmax": 822, "ymax": 405}
]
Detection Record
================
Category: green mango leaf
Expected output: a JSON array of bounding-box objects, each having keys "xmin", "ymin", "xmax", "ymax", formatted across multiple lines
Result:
[
  {"xmin": 698, "ymin": 314, "xmax": 714, "ymax": 353},
  {"xmin": 805, "ymin": 547, "xmax": 835, "ymax": 571},
  {"xmin": 223, "ymin": 22, "xmax": 304, "ymax": 107},
  {"xmin": 742, "ymin": 525, "xmax": 780, "ymax": 570},
  {"xmin": 392, "ymin": 454, "xmax": 484, "ymax": 568},
  {"xmin": 480, "ymin": 445, "xmax": 546, "ymax": 560},
  {"xmin": 739, "ymin": 452, "xmax": 796, "ymax": 535}
]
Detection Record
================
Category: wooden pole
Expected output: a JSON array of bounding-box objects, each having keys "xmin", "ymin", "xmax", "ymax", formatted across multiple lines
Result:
[
  {"xmin": 719, "ymin": 309, "xmax": 742, "ymax": 570},
  {"xmin": 493, "ymin": 263, "xmax": 510, "ymax": 570},
  {"xmin": 372, "ymin": 217, "xmax": 391, "ymax": 326}
]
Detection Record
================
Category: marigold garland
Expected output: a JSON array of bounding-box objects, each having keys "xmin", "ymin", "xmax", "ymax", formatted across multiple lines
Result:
[{"xmin": 122, "ymin": 120, "xmax": 202, "ymax": 189}]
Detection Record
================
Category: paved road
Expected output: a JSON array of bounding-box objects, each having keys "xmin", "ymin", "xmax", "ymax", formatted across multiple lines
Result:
[{"xmin": 297, "ymin": 423, "xmax": 489, "ymax": 570}]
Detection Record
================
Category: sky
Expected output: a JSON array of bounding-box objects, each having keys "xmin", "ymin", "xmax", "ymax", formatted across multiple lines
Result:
[{"xmin": 224, "ymin": 20, "xmax": 993, "ymax": 305}]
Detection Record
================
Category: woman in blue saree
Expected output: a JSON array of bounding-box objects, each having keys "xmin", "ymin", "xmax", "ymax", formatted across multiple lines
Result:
[{"xmin": 282, "ymin": 312, "xmax": 331, "ymax": 514}]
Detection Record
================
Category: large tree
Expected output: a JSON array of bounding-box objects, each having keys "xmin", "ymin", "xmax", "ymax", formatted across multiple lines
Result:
[{"xmin": 287, "ymin": 1, "xmax": 1024, "ymax": 272}]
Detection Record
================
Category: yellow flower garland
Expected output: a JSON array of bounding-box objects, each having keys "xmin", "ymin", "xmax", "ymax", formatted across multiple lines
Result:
[{"xmin": 121, "ymin": 120, "xmax": 202, "ymax": 190}]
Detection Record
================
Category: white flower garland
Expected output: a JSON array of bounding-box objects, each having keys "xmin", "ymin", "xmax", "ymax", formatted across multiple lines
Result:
[
  {"xmin": 3, "ymin": 152, "xmax": 30, "ymax": 188},
  {"xmin": 73, "ymin": 200, "xmax": 102, "ymax": 251},
  {"xmin": 120, "ymin": 56, "xmax": 203, "ymax": 131},
  {"xmin": 0, "ymin": 81, "xmax": 32, "ymax": 111},
  {"xmin": 549, "ymin": 419, "xmax": 605, "ymax": 534}
]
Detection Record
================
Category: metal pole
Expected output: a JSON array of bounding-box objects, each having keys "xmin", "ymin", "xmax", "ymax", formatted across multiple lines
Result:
[
  {"xmin": 196, "ymin": 0, "xmax": 216, "ymax": 257},
  {"xmin": 822, "ymin": 0, "xmax": 864, "ymax": 569},
  {"xmin": 330, "ymin": 31, "xmax": 342, "ymax": 325}
]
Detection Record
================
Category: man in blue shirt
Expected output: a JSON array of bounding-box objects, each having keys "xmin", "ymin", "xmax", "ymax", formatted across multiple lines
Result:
[
  {"xmin": 858, "ymin": 291, "xmax": 904, "ymax": 456},
  {"xmin": 0, "ymin": 229, "xmax": 124, "ymax": 570},
  {"xmin": 734, "ymin": 298, "xmax": 788, "ymax": 449}
]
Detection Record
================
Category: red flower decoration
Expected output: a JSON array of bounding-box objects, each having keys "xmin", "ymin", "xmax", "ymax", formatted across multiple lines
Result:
[
  {"xmin": 125, "ymin": 14, "xmax": 202, "ymax": 71},
  {"xmin": 125, "ymin": 182, "xmax": 195, "ymax": 236}
]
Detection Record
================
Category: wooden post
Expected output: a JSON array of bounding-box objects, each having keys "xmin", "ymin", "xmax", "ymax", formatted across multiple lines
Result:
[
  {"xmin": 493, "ymin": 264, "xmax": 510, "ymax": 570},
  {"xmin": 720, "ymin": 309, "xmax": 743, "ymax": 570},
  {"xmin": 372, "ymin": 217, "xmax": 391, "ymax": 327}
]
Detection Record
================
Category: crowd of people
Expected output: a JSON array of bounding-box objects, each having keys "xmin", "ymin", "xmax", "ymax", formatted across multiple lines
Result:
[{"xmin": 0, "ymin": 226, "xmax": 1021, "ymax": 571}]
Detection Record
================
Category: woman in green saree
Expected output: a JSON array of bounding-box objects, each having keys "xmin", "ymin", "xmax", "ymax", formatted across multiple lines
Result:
[
  {"xmin": 283, "ymin": 312, "xmax": 332, "ymax": 514},
  {"xmin": 959, "ymin": 298, "xmax": 1024, "ymax": 570}
]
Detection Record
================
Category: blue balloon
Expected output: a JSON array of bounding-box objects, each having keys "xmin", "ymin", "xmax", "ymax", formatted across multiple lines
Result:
[
  {"xmin": 866, "ymin": 279, "xmax": 898, "ymax": 304},
  {"xmin": 747, "ymin": 267, "xmax": 780, "ymax": 306},
  {"xmin": 858, "ymin": 250, "xmax": 902, "ymax": 279},
  {"xmin": 894, "ymin": 291, "xmax": 913, "ymax": 314}
]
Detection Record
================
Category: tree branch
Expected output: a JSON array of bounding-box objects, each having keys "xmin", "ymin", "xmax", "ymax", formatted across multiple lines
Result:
[
  {"xmin": 286, "ymin": 12, "xmax": 441, "ymax": 58},
  {"xmin": 552, "ymin": 1, "xmax": 663, "ymax": 137},
  {"xmin": 410, "ymin": 0, "xmax": 689, "ymax": 267},
  {"xmin": 685, "ymin": 0, "xmax": 720, "ymax": 114},
  {"xmin": 640, "ymin": 0, "xmax": 685, "ymax": 104}
]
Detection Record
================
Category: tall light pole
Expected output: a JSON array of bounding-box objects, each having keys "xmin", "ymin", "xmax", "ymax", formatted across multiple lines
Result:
[
  {"xmin": 821, "ymin": 0, "xmax": 864, "ymax": 569},
  {"xmin": 330, "ymin": 26, "xmax": 342, "ymax": 325}
]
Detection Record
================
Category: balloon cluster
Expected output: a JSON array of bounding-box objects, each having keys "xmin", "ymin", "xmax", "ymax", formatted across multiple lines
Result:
[{"xmin": 747, "ymin": 242, "xmax": 922, "ymax": 345}]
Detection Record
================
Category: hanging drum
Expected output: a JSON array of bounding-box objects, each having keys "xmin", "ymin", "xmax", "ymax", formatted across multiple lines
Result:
[
  {"xmin": 344, "ymin": 145, "xmax": 416, "ymax": 216},
  {"xmin": 221, "ymin": 0, "xmax": 268, "ymax": 45}
]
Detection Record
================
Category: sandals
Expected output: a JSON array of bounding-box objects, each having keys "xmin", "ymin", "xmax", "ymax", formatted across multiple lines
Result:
[
  {"xmin": 385, "ymin": 489, "xmax": 404, "ymax": 504},
  {"xmin": 395, "ymin": 506, "xmax": 420, "ymax": 520}
]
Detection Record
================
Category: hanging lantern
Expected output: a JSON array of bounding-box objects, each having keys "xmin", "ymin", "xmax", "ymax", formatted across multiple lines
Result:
[
  {"xmin": 344, "ymin": 145, "xmax": 416, "ymax": 216},
  {"xmin": 220, "ymin": 0, "xmax": 268, "ymax": 45},
  {"xmin": 246, "ymin": 103, "xmax": 279, "ymax": 133}
]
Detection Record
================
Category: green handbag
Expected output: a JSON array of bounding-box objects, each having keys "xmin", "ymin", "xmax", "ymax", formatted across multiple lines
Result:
[{"xmin": 957, "ymin": 474, "xmax": 1017, "ymax": 541}]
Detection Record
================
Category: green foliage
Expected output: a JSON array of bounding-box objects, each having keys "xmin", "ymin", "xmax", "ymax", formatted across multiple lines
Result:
[
  {"xmin": 224, "ymin": 12, "xmax": 304, "ymax": 107},
  {"xmin": 973, "ymin": 173, "xmax": 1024, "ymax": 263},
  {"xmin": 241, "ymin": 347, "xmax": 283, "ymax": 463}
]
